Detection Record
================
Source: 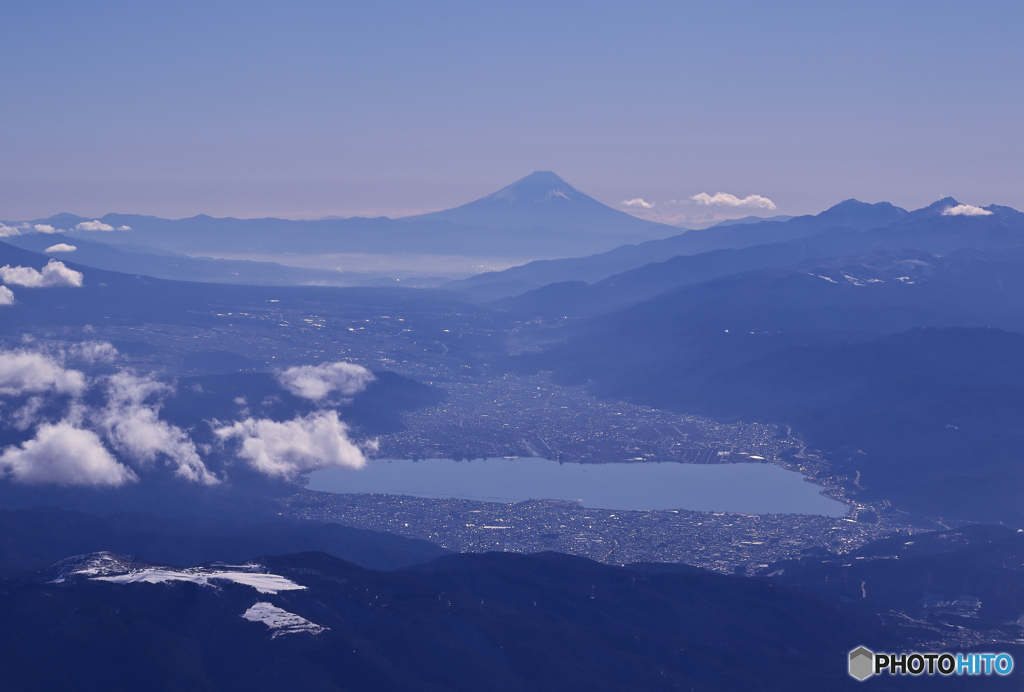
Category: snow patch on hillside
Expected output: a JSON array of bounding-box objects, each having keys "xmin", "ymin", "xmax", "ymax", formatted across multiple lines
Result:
[
  {"xmin": 94, "ymin": 568, "xmax": 306, "ymax": 594},
  {"xmin": 241, "ymin": 601, "xmax": 327, "ymax": 638},
  {"xmin": 51, "ymin": 552, "xmax": 306, "ymax": 594}
]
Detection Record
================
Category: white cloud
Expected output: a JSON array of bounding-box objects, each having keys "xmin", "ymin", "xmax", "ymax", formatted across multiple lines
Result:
[
  {"xmin": 0, "ymin": 259, "xmax": 84, "ymax": 287},
  {"xmin": 0, "ymin": 286, "xmax": 13, "ymax": 306},
  {"xmin": 691, "ymin": 192, "xmax": 777, "ymax": 210},
  {"xmin": 0, "ymin": 224, "xmax": 19, "ymax": 238},
  {"xmin": 0, "ymin": 350, "xmax": 86, "ymax": 397},
  {"xmin": 44, "ymin": 243, "xmax": 77, "ymax": 253},
  {"xmin": 33, "ymin": 224, "xmax": 61, "ymax": 234},
  {"xmin": 74, "ymin": 220, "xmax": 115, "ymax": 232},
  {"xmin": 96, "ymin": 373, "xmax": 218, "ymax": 484},
  {"xmin": 69, "ymin": 341, "xmax": 118, "ymax": 363},
  {"xmin": 214, "ymin": 410, "xmax": 374, "ymax": 479},
  {"xmin": 116, "ymin": 225, "xmax": 131, "ymax": 231},
  {"xmin": 942, "ymin": 204, "xmax": 992, "ymax": 217},
  {"xmin": 277, "ymin": 361, "xmax": 375, "ymax": 401},
  {"xmin": 621, "ymin": 198, "xmax": 654, "ymax": 209},
  {"xmin": 0, "ymin": 421, "xmax": 136, "ymax": 486}
]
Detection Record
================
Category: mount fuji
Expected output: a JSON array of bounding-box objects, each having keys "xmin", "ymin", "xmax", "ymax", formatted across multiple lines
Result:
[{"xmin": 10, "ymin": 172, "xmax": 679, "ymax": 262}]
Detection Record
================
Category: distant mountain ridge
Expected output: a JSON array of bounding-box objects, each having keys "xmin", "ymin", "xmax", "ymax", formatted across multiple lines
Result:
[
  {"xmin": 447, "ymin": 198, "xmax": 911, "ymax": 299},
  {"xmin": 11, "ymin": 172, "xmax": 681, "ymax": 261},
  {"xmin": 457, "ymin": 197, "xmax": 1024, "ymax": 302}
]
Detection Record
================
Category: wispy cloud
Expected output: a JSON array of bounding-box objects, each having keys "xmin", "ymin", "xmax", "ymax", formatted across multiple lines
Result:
[
  {"xmin": 0, "ymin": 421, "xmax": 137, "ymax": 486},
  {"xmin": 621, "ymin": 198, "xmax": 654, "ymax": 209},
  {"xmin": 0, "ymin": 224, "xmax": 19, "ymax": 238},
  {"xmin": 0, "ymin": 286, "xmax": 13, "ymax": 306},
  {"xmin": 690, "ymin": 192, "xmax": 777, "ymax": 210},
  {"xmin": 44, "ymin": 243, "xmax": 77, "ymax": 253},
  {"xmin": 117, "ymin": 225, "xmax": 131, "ymax": 231},
  {"xmin": 0, "ymin": 260, "xmax": 84, "ymax": 288},
  {"xmin": 214, "ymin": 410, "xmax": 375, "ymax": 479},
  {"xmin": 942, "ymin": 204, "xmax": 992, "ymax": 217},
  {"xmin": 68, "ymin": 341, "xmax": 118, "ymax": 363},
  {"xmin": 277, "ymin": 361, "xmax": 375, "ymax": 401},
  {"xmin": 74, "ymin": 220, "xmax": 116, "ymax": 232}
]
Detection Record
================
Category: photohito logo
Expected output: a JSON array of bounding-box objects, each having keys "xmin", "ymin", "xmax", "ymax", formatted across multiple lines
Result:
[{"xmin": 849, "ymin": 647, "xmax": 1013, "ymax": 680}]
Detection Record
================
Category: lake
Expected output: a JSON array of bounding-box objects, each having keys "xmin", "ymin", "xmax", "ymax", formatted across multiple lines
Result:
[{"xmin": 305, "ymin": 458, "xmax": 848, "ymax": 517}]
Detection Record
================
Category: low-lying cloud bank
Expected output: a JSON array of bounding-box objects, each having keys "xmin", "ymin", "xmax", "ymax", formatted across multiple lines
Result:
[
  {"xmin": 621, "ymin": 198, "xmax": 654, "ymax": 209},
  {"xmin": 0, "ymin": 260, "xmax": 83, "ymax": 288},
  {"xmin": 277, "ymin": 361, "xmax": 375, "ymax": 400},
  {"xmin": 74, "ymin": 220, "xmax": 115, "ymax": 232},
  {"xmin": 691, "ymin": 192, "xmax": 777, "ymax": 210},
  {"xmin": 942, "ymin": 204, "xmax": 992, "ymax": 217},
  {"xmin": 0, "ymin": 220, "xmax": 129, "ymax": 237}
]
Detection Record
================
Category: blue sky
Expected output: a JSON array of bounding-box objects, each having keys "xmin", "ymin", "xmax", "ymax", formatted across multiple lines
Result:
[{"xmin": 2, "ymin": 1, "xmax": 1021, "ymax": 222}]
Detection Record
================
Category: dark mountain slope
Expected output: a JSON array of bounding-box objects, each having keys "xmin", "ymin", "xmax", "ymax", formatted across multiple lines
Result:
[
  {"xmin": 770, "ymin": 524, "xmax": 1024, "ymax": 640},
  {"xmin": 511, "ymin": 251, "xmax": 1024, "ymax": 525},
  {"xmin": 0, "ymin": 549, "xmax": 931, "ymax": 692},
  {"xmin": 449, "ymin": 199, "xmax": 908, "ymax": 299},
  {"xmin": 515, "ymin": 248, "xmax": 1024, "ymax": 387},
  {"xmin": 495, "ymin": 227, "xmax": 874, "ymax": 317},
  {"xmin": 452, "ymin": 198, "xmax": 1024, "ymax": 302},
  {"xmin": 0, "ymin": 506, "xmax": 447, "ymax": 577}
]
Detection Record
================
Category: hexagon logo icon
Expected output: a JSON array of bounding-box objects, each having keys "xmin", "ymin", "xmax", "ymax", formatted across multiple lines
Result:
[{"xmin": 849, "ymin": 646, "xmax": 874, "ymax": 681}]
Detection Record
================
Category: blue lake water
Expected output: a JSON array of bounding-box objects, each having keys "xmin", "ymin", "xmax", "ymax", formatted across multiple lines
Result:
[{"xmin": 305, "ymin": 458, "xmax": 848, "ymax": 517}]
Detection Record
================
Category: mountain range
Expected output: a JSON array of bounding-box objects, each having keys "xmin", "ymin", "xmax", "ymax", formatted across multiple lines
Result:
[
  {"xmin": 0, "ymin": 547, "xmax": 937, "ymax": 691},
  {"xmin": 486, "ymin": 198, "xmax": 1024, "ymax": 315},
  {"xmin": 3, "ymin": 522, "xmax": 1019, "ymax": 691},
  {"xmin": 7, "ymin": 172, "xmax": 683, "ymax": 262},
  {"xmin": 447, "ymin": 198, "xmax": 913, "ymax": 299}
]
